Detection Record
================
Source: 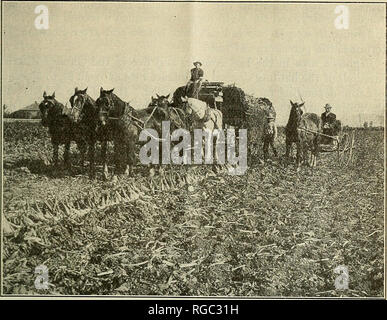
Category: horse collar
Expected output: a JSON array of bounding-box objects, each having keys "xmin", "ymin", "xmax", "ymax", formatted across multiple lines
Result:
[{"xmin": 202, "ymin": 106, "xmax": 211, "ymax": 123}]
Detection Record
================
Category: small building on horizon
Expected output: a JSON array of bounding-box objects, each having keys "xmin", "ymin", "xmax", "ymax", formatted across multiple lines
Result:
[{"xmin": 11, "ymin": 102, "xmax": 41, "ymax": 119}]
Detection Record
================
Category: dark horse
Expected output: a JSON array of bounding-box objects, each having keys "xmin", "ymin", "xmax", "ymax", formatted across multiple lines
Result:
[
  {"xmin": 149, "ymin": 93, "xmax": 189, "ymax": 131},
  {"xmin": 39, "ymin": 91, "xmax": 87, "ymax": 169},
  {"xmin": 69, "ymin": 87, "xmax": 105, "ymax": 178},
  {"xmin": 285, "ymin": 100, "xmax": 322, "ymax": 170},
  {"xmin": 171, "ymin": 86, "xmax": 187, "ymax": 108},
  {"xmin": 96, "ymin": 89, "xmax": 189, "ymax": 177},
  {"xmin": 96, "ymin": 88, "xmax": 139, "ymax": 178}
]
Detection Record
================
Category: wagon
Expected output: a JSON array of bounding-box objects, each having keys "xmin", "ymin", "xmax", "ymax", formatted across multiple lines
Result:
[
  {"xmin": 172, "ymin": 83, "xmax": 274, "ymax": 147},
  {"xmin": 298, "ymin": 126, "xmax": 356, "ymax": 166},
  {"xmin": 172, "ymin": 82, "xmax": 248, "ymax": 128},
  {"xmin": 198, "ymin": 81, "xmax": 224, "ymax": 109},
  {"xmin": 322, "ymin": 130, "xmax": 356, "ymax": 165}
]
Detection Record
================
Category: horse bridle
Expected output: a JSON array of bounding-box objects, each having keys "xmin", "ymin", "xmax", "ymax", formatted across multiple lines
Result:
[
  {"xmin": 70, "ymin": 95, "xmax": 83, "ymax": 113},
  {"xmin": 70, "ymin": 94, "xmax": 93, "ymax": 122},
  {"xmin": 98, "ymin": 95, "xmax": 121, "ymax": 120},
  {"xmin": 170, "ymin": 107, "xmax": 186, "ymax": 127}
]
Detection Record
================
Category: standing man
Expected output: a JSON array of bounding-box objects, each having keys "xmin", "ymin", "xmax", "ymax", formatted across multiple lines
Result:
[
  {"xmin": 185, "ymin": 61, "xmax": 204, "ymax": 99},
  {"xmin": 321, "ymin": 103, "xmax": 336, "ymax": 143},
  {"xmin": 263, "ymin": 114, "xmax": 278, "ymax": 162}
]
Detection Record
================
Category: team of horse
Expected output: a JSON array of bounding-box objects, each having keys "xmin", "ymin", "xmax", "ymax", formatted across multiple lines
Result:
[{"xmin": 38, "ymin": 87, "xmax": 324, "ymax": 178}]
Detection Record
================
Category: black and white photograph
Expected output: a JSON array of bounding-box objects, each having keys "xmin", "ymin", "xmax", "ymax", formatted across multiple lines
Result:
[{"xmin": 1, "ymin": 1, "xmax": 385, "ymax": 299}]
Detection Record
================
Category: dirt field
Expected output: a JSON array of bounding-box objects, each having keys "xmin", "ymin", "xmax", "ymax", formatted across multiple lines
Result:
[{"xmin": 2, "ymin": 121, "xmax": 384, "ymax": 296}]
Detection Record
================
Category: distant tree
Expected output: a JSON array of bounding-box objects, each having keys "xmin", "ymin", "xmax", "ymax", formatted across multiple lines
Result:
[
  {"xmin": 369, "ymin": 121, "xmax": 373, "ymax": 128},
  {"xmin": 3, "ymin": 104, "xmax": 12, "ymax": 118},
  {"xmin": 363, "ymin": 121, "xmax": 368, "ymax": 130}
]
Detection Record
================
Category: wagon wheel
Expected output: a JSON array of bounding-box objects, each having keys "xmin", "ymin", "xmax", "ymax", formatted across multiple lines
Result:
[
  {"xmin": 337, "ymin": 133, "xmax": 348, "ymax": 164},
  {"xmin": 346, "ymin": 131, "xmax": 355, "ymax": 166},
  {"xmin": 338, "ymin": 131, "xmax": 355, "ymax": 166}
]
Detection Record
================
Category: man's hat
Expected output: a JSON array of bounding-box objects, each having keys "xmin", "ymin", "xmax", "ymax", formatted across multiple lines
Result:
[
  {"xmin": 325, "ymin": 104, "xmax": 332, "ymax": 109},
  {"xmin": 193, "ymin": 61, "xmax": 202, "ymax": 66}
]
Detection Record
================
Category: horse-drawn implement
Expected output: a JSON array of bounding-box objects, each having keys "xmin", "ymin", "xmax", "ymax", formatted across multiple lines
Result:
[
  {"xmin": 197, "ymin": 81, "xmax": 224, "ymax": 109},
  {"xmin": 173, "ymin": 83, "xmax": 276, "ymax": 159},
  {"xmin": 298, "ymin": 126, "xmax": 356, "ymax": 166},
  {"xmin": 45, "ymin": 81, "xmax": 355, "ymax": 179}
]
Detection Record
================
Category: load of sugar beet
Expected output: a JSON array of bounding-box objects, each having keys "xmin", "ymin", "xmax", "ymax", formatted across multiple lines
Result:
[{"xmin": 221, "ymin": 85, "xmax": 276, "ymax": 152}]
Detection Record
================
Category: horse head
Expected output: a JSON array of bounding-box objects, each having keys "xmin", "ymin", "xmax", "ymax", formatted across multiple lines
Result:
[
  {"xmin": 155, "ymin": 93, "xmax": 170, "ymax": 109},
  {"xmin": 69, "ymin": 87, "xmax": 94, "ymax": 122},
  {"xmin": 180, "ymin": 96, "xmax": 192, "ymax": 115},
  {"xmin": 168, "ymin": 107, "xmax": 188, "ymax": 131},
  {"xmin": 39, "ymin": 91, "xmax": 62, "ymax": 127},
  {"xmin": 146, "ymin": 94, "xmax": 186, "ymax": 130},
  {"xmin": 289, "ymin": 100, "xmax": 305, "ymax": 124},
  {"xmin": 148, "ymin": 96, "xmax": 158, "ymax": 109},
  {"xmin": 96, "ymin": 87, "xmax": 116, "ymax": 126}
]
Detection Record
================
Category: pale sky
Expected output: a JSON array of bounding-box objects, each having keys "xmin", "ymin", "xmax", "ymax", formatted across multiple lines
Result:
[{"xmin": 2, "ymin": 2, "xmax": 385, "ymax": 125}]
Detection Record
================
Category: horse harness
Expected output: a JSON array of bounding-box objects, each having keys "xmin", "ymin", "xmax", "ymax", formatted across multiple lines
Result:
[
  {"xmin": 297, "ymin": 126, "xmax": 339, "ymax": 141},
  {"xmin": 101, "ymin": 101, "xmax": 168, "ymax": 141},
  {"xmin": 185, "ymin": 101, "xmax": 213, "ymax": 124}
]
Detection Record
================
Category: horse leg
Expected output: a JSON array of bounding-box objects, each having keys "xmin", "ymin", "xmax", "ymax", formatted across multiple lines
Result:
[
  {"xmin": 79, "ymin": 141, "xmax": 87, "ymax": 167},
  {"xmin": 64, "ymin": 142, "xmax": 71, "ymax": 169},
  {"xmin": 271, "ymin": 140, "xmax": 278, "ymax": 158},
  {"xmin": 296, "ymin": 142, "xmax": 302, "ymax": 172},
  {"xmin": 88, "ymin": 141, "xmax": 96, "ymax": 179},
  {"xmin": 123, "ymin": 142, "xmax": 129, "ymax": 176},
  {"xmin": 309, "ymin": 149, "xmax": 314, "ymax": 168},
  {"xmin": 285, "ymin": 137, "xmax": 291, "ymax": 159},
  {"xmin": 284, "ymin": 139, "xmax": 293, "ymax": 167},
  {"xmin": 312, "ymin": 153, "xmax": 316, "ymax": 168},
  {"xmin": 303, "ymin": 144, "xmax": 309, "ymax": 167},
  {"xmin": 125, "ymin": 140, "xmax": 136, "ymax": 176},
  {"xmin": 124, "ymin": 142, "xmax": 130, "ymax": 176},
  {"xmin": 313, "ymin": 139, "xmax": 319, "ymax": 167},
  {"xmin": 263, "ymin": 138, "xmax": 269, "ymax": 162},
  {"xmin": 158, "ymin": 141, "xmax": 164, "ymax": 176},
  {"xmin": 99, "ymin": 140, "xmax": 108, "ymax": 179},
  {"xmin": 113, "ymin": 140, "xmax": 124, "ymax": 176},
  {"xmin": 52, "ymin": 143, "xmax": 59, "ymax": 167}
]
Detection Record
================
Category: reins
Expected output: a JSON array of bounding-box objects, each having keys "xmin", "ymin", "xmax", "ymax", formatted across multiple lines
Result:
[
  {"xmin": 297, "ymin": 127, "xmax": 339, "ymax": 141},
  {"xmin": 170, "ymin": 107, "xmax": 186, "ymax": 127},
  {"xmin": 103, "ymin": 101, "xmax": 166, "ymax": 142},
  {"xmin": 144, "ymin": 105, "xmax": 157, "ymax": 126}
]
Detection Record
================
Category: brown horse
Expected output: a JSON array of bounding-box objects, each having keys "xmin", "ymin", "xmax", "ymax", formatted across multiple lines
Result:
[
  {"xmin": 285, "ymin": 100, "xmax": 321, "ymax": 170},
  {"xmin": 96, "ymin": 89, "xmax": 190, "ymax": 177},
  {"xmin": 69, "ymin": 87, "xmax": 114, "ymax": 178},
  {"xmin": 95, "ymin": 88, "xmax": 139, "ymax": 178},
  {"xmin": 150, "ymin": 94, "xmax": 189, "ymax": 131},
  {"xmin": 39, "ymin": 91, "xmax": 87, "ymax": 169},
  {"xmin": 171, "ymin": 86, "xmax": 186, "ymax": 109}
]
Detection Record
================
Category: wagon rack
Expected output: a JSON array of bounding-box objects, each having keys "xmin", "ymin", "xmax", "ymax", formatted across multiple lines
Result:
[
  {"xmin": 198, "ymin": 81, "xmax": 224, "ymax": 109},
  {"xmin": 298, "ymin": 127, "xmax": 356, "ymax": 166}
]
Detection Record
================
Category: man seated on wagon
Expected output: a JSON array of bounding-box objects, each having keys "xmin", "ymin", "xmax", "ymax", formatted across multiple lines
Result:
[
  {"xmin": 185, "ymin": 61, "xmax": 204, "ymax": 99},
  {"xmin": 321, "ymin": 103, "xmax": 337, "ymax": 144}
]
